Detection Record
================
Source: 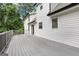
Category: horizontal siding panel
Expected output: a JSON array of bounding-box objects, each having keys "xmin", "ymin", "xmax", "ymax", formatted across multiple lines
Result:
[{"xmin": 57, "ymin": 10, "xmax": 79, "ymax": 48}]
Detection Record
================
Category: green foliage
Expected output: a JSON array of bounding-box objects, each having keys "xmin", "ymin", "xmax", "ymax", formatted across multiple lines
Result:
[
  {"xmin": 15, "ymin": 28, "xmax": 24, "ymax": 34},
  {"xmin": 0, "ymin": 3, "xmax": 24, "ymax": 33},
  {"xmin": 0, "ymin": 3, "xmax": 35, "ymax": 33}
]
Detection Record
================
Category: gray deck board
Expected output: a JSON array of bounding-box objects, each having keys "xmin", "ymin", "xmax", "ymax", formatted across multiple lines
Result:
[{"xmin": 5, "ymin": 34, "xmax": 79, "ymax": 56}]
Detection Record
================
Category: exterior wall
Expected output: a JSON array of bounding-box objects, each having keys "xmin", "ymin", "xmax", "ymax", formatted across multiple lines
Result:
[
  {"xmin": 24, "ymin": 3, "xmax": 79, "ymax": 48},
  {"xmin": 36, "ymin": 4, "xmax": 43, "ymax": 14},
  {"xmin": 34, "ymin": 3, "xmax": 52, "ymax": 37},
  {"xmin": 29, "ymin": 14, "xmax": 36, "ymax": 22},
  {"xmin": 51, "ymin": 3, "xmax": 58, "ymax": 11},
  {"xmin": 55, "ymin": 10, "xmax": 79, "ymax": 48},
  {"xmin": 24, "ymin": 14, "xmax": 36, "ymax": 34},
  {"xmin": 52, "ymin": 3, "xmax": 70, "ymax": 12},
  {"xmin": 29, "ymin": 14, "xmax": 37, "ymax": 34},
  {"xmin": 34, "ymin": 3, "xmax": 79, "ymax": 48},
  {"xmin": 24, "ymin": 18, "xmax": 29, "ymax": 34},
  {"xmin": 50, "ymin": 3, "xmax": 70, "ymax": 12}
]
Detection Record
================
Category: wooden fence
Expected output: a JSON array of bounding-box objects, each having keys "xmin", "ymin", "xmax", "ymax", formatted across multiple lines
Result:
[{"xmin": 0, "ymin": 30, "xmax": 14, "ymax": 54}]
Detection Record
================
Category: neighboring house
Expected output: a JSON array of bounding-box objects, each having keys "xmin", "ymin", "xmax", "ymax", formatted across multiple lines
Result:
[
  {"xmin": 24, "ymin": 17, "xmax": 29, "ymax": 34},
  {"xmin": 24, "ymin": 3, "xmax": 79, "ymax": 48}
]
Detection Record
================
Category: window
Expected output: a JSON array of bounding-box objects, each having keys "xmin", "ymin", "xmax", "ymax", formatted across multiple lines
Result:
[
  {"xmin": 40, "ymin": 5, "xmax": 43, "ymax": 10},
  {"xmin": 39, "ymin": 22, "xmax": 43, "ymax": 29},
  {"xmin": 52, "ymin": 18, "xmax": 58, "ymax": 28}
]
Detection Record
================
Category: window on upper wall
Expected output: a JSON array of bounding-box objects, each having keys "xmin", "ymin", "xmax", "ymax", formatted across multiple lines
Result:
[
  {"xmin": 39, "ymin": 22, "xmax": 43, "ymax": 29},
  {"xmin": 40, "ymin": 5, "xmax": 43, "ymax": 10},
  {"xmin": 52, "ymin": 18, "xmax": 58, "ymax": 28}
]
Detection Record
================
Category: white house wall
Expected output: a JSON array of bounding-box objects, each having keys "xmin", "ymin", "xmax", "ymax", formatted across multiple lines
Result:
[
  {"xmin": 29, "ymin": 14, "xmax": 36, "ymax": 22},
  {"xmin": 52, "ymin": 3, "xmax": 70, "ymax": 12},
  {"xmin": 25, "ymin": 3, "xmax": 79, "ymax": 48},
  {"xmin": 34, "ymin": 3, "xmax": 57, "ymax": 42},
  {"xmin": 34, "ymin": 4, "xmax": 79, "ymax": 48},
  {"xmin": 24, "ymin": 18, "xmax": 29, "ymax": 34},
  {"xmin": 56, "ymin": 10, "xmax": 79, "ymax": 48}
]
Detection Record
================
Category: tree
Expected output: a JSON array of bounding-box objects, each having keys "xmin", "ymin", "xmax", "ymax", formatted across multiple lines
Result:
[
  {"xmin": 0, "ymin": 3, "xmax": 24, "ymax": 33},
  {"xmin": 0, "ymin": 3, "xmax": 35, "ymax": 33},
  {"xmin": 18, "ymin": 3, "xmax": 35, "ymax": 20}
]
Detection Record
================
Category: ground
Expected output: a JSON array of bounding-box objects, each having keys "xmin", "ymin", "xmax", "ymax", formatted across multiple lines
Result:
[{"xmin": 4, "ymin": 34, "xmax": 79, "ymax": 56}]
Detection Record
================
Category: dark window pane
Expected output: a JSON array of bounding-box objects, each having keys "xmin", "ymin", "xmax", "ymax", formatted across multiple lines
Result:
[
  {"xmin": 39, "ymin": 22, "xmax": 43, "ymax": 29},
  {"xmin": 40, "ymin": 5, "xmax": 43, "ymax": 10},
  {"xmin": 52, "ymin": 18, "xmax": 58, "ymax": 28}
]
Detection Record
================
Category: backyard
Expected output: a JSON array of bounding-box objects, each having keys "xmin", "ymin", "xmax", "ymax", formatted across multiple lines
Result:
[
  {"xmin": 1, "ymin": 3, "xmax": 79, "ymax": 56},
  {"xmin": 0, "ymin": 3, "xmax": 35, "ymax": 55},
  {"xmin": 0, "ymin": 3, "xmax": 35, "ymax": 34}
]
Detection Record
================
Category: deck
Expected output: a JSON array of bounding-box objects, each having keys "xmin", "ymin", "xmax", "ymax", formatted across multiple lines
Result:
[{"xmin": 4, "ymin": 34, "xmax": 79, "ymax": 56}]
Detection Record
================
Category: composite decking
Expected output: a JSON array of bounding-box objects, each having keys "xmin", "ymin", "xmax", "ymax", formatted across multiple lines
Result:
[{"xmin": 4, "ymin": 34, "xmax": 79, "ymax": 56}]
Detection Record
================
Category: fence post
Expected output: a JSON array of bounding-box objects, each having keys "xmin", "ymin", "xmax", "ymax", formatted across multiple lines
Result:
[{"xmin": 0, "ymin": 30, "xmax": 14, "ymax": 54}]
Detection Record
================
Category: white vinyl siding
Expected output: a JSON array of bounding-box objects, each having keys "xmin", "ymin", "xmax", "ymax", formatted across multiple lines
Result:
[
  {"xmin": 25, "ymin": 3, "xmax": 79, "ymax": 48},
  {"xmin": 35, "ymin": 4, "xmax": 79, "ymax": 48},
  {"xmin": 56, "ymin": 10, "xmax": 79, "ymax": 48}
]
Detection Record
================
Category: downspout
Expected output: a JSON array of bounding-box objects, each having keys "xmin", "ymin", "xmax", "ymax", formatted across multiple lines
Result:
[
  {"xmin": 28, "ymin": 14, "xmax": 30, "ymax": 33},
  {"xmin": 49, "ymin": 3, "xmax": 51, "ymax": 13}
]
